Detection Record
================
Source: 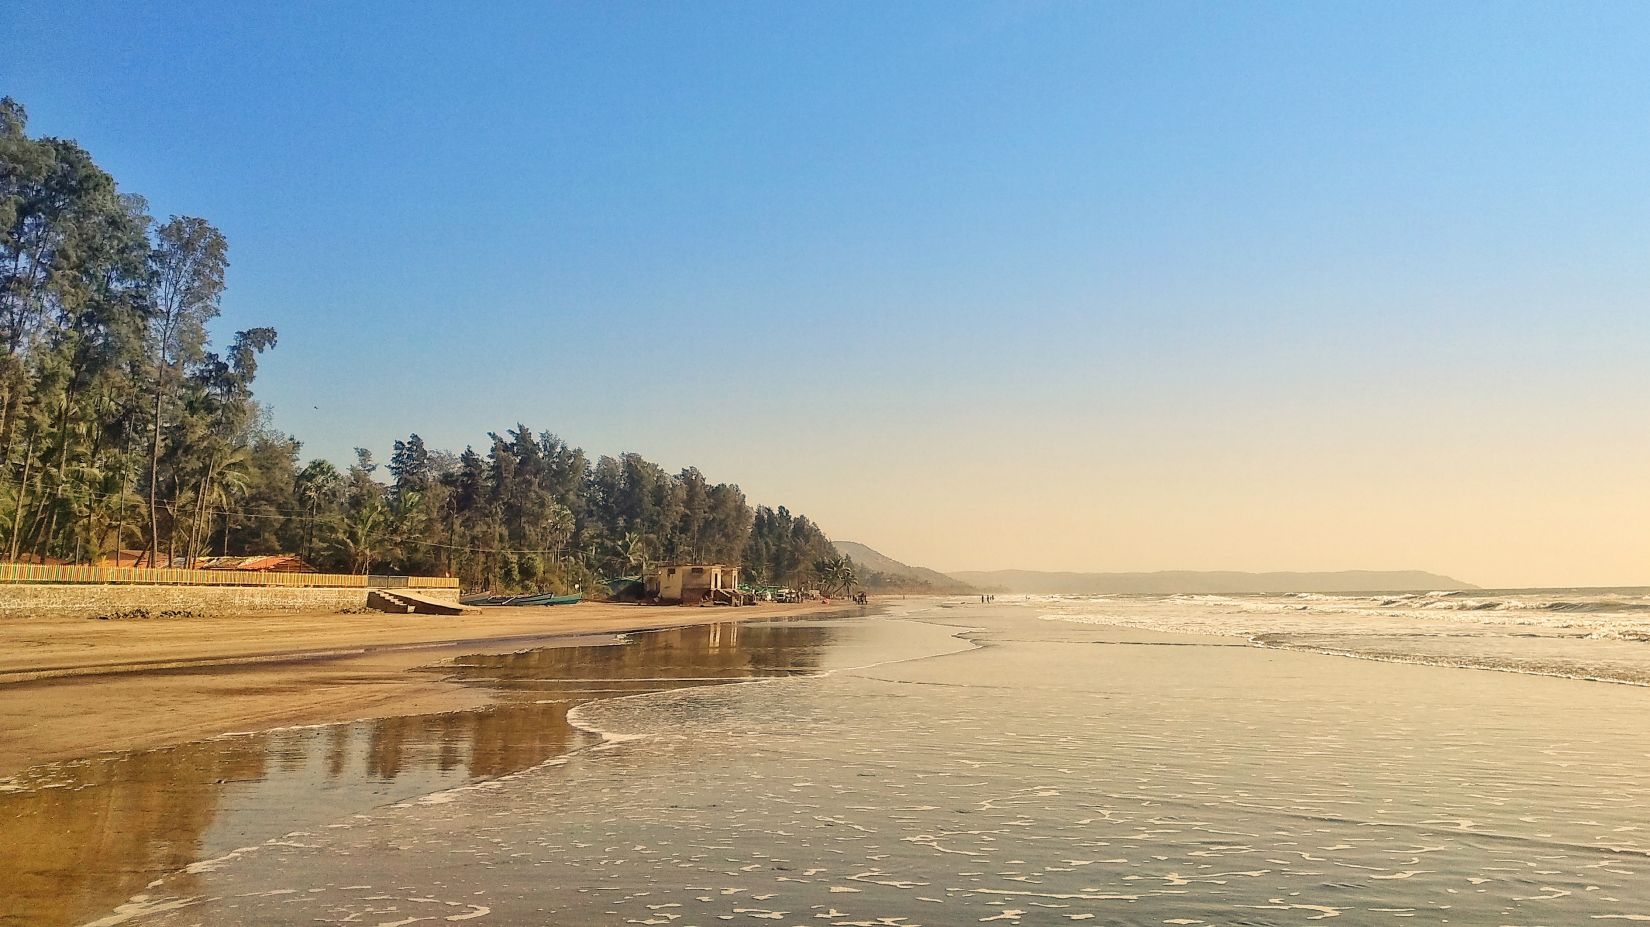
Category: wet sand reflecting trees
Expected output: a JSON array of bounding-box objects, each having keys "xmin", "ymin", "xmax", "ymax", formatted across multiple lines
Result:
[{"xmin": 0, "ymin": 618, "xmax": 838, "ymax": 927}]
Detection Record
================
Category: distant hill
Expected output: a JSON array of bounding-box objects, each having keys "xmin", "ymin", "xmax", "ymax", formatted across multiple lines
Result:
[
  {"xmin": 835, "ymin": 541, "xmax": 976, "ymax": 593},
  {"xmin": 947, "ymin": 569, "xmax": 1476, "ymax": 595}
]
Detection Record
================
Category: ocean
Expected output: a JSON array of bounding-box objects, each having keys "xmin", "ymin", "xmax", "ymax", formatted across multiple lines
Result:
[
  {"xmin": 7, "ymin": 594, "xmax": 1650, "ymax": 926},
  {"xmin": 1034, "ymin": 587, "xmax": 1650, "ymax": 685}
]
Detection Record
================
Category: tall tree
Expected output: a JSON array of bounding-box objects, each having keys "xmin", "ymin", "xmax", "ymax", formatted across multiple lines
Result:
[
  {"xmin": 0, "ymin": 97, "xmax": 151, "ymax": 562},
  {"xmin": 143, "ymin": 216, "xmax": 227, "ymax": 563},
  {"xmin": 0, "ymin": 96, "xmax": 841, "ymax": 583},
  {"xmin": 295, "ymin": 458, "xmax": 344, "ymax": 565}
]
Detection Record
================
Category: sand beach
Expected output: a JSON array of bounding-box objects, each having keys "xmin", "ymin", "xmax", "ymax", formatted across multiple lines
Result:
[
  {"xmin": 0, "ymin": 600, "xmax": 854, "ymax": 776},
  {"xmin": 5, "ymin": 593, "xmax": 1650, "ymax": 926}
]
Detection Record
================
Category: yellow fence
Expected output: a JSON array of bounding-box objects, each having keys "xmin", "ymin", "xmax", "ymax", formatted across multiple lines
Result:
[{"xmin": 0, "ymin": 562, "xmax": 457, "ymax": 589}]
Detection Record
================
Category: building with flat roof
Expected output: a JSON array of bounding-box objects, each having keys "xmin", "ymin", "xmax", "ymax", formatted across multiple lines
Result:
[{"xmin": 650, "ymin": 563, "xmax": 740, "ymax": 605}]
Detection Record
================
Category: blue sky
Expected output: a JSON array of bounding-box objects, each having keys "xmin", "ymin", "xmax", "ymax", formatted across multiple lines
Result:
[{"xmin": 7, "ymin": 2, "xmax": 1650, "ymax": 584}]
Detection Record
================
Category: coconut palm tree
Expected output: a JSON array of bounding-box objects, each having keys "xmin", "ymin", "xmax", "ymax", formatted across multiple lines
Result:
[
  {"xmin": 543, "ymin": 504, "xmax": 574, "ymax": 562},
  {"xmin": 615, "ymin": 530, "xmax": 649, "ymax": 580},
  {"xmin": 296, "ymin": 459, "xmax": 344, "ymax": 565},
  {"xmin": 383, "ymin": 488, "xmax": 429, "ymax": 570},
  {"xmin": 329, "ymin": 493, "xmax": 389, "ymax": 575},
  {"xmin": 812, "ymin": 554, "xmax": 857, "ymax": 597},
  {"xmin": 187, "ymin": 443, "xmax": 251, "ymax": 564},
  {"xmin": 204, "ymin": 453, "xmax": 252, "ymax": 559}
]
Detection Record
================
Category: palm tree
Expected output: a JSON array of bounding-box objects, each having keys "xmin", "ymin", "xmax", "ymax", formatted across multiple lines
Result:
[
  {"xmin": 812, "ymin": 555, "xmax": 857, "ymax": 597},
  {"xmin": 296, "ymin": 460, "xmax": 344, "ymax": 564},
  {"xmin": 189, "ymin": 443, "xmax": 251, "ymax": 563},
  {"xmin": 383, "ymin": 488, "xmax": 428, "ymax": 571},
  {"xmin": 329, "ymin": 493, "xmax": 389, "ymax": 575},
  {"xmin": 206, "ymin": 454, "xmax": 252, "ymax": 558},
  {"xmin": 543, "ymin": 504, "xmax": 574, "ymax": 563},
  {"xmin": 69, "ymin": 458, "xmax": 138, "ymax": 564},
  {"xmin": 614, "ymin": 530, "xmax": 649, "ymax": 580}
]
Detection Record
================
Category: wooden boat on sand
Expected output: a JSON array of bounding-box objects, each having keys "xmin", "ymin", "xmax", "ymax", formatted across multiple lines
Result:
[{"xmin": 459, "ymin": 592, "xmax": 583, "ymax": 607}]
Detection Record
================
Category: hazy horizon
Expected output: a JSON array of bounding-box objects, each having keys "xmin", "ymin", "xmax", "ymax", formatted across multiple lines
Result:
[{"xmin": 10, "ymin": 2, "xmax": 1650, "ymax": 588}]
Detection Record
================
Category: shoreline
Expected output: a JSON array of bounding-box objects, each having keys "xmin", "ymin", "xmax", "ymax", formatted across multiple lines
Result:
[
  {"xmin": 0, "ymin": 599, "xmax": 874, "ymax": 777},
  {"xmin": 26, "ymin": 606, "xmax": 1650, "ymax": 927},
  {"xmin": 0, "ymin": 603, "xmax": 924, "ymax": 927}
]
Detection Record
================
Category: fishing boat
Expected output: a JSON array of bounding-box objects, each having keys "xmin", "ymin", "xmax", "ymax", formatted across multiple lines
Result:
[
  {"xmin": 509, "ymin": 592, "xmax": 582, "ymax": 606},
  {"xmin": 459, "ymin": 592, "xmax": 581, "ymax": 606},
  {"xmin": 459, "ymin": 593, "xmax": 513, "ymax": 606}
]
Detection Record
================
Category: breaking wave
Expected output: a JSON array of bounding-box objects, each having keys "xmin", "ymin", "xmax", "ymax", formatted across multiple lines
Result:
[{"xmin": 1031, "ymin": 587, "xmax": 1650, "ymax": 686}]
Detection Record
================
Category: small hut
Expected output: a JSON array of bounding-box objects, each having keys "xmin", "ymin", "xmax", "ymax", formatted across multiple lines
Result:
[{"xmin": 650, "ymin": 563, "xmax": 741, "ymax": 605}]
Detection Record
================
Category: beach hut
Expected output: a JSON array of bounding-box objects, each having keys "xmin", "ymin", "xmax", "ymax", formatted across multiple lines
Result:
[{"xmin": 652, "ymin": 563, "xmax": 741, "ymax": 605}]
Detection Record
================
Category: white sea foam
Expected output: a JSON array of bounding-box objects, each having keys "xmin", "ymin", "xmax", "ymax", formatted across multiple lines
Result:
[
  {"xmin": 1032, "ymin": 587, "xmax": 1650, "ymax": 684},
  {"xmin": 77, "ymin": 896, "xmax": 202, "ymax": 927}
]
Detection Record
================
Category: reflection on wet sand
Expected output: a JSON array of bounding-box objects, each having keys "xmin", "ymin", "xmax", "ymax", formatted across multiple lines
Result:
[
  {"xmin": 107, "ymin": 608, "xmax": 1650, "ymax": 927},
  {"xmin": 449, "ymin": 618, "xmax": 833, "ymax": 687},
  {"xmin": 0, "ymin": 740, "xmax": 256, "ymax": 927},
  {"xmin": 0, "ymin": 619, "xmax": 837, "ymax": 927}
]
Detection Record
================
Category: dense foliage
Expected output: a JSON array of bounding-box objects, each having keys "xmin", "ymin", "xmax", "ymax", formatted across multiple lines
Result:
[
  {"xmin": 0, "ymin": 97, "xmax": 277, "ymax": 567},
  {"xmin": 310, "ymin": 428, "xmax": 842, "ymax": 592},
  {"xmin": 0, "ymin": 97, "xmax": 842, "ymax": 592}
]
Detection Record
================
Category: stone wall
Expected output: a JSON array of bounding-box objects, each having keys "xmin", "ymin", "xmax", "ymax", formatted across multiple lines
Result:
[{"xmin": 0, "ymin": 583, "xmax": 460, "ymax": 616}]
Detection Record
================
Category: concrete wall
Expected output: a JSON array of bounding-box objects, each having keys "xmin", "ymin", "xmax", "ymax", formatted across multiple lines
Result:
[
  {"xmin": 657, "ymin": 567, "xmax": 685, "ymax": 603},
  {"xmin": 0, "ymin": 583, "xmax": 460, "ymax": 616}
]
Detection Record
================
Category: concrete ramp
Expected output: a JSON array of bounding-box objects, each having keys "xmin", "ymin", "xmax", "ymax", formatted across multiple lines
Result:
[{"xmin": 367, "ymin": 589, "xmax": 477, "ymax": 616}]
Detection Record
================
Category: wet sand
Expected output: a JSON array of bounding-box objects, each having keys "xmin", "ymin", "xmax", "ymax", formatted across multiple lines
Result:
[
  {"xmin": 0, "ymin": 600, "xmax": 857, "ymax": 775},
  {"xmin": 0, "ymin": 615, "xmax": 882, "ymax": 927},
  {"xmin": 9, "ymin": 597, "xmax": 1650, "ymax": 927},
  {"xmin": 76, "ymin": 601, "xmax": 1650, "ymax": 927}
]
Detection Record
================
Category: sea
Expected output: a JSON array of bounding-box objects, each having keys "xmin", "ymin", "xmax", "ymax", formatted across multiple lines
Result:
[{"xmin": 4, "ymin": 590, "xmax": 1650, "ymax": 926}]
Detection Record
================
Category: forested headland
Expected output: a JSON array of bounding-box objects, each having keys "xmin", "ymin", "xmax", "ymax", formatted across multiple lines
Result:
[{"xmin": 0, "ymin": 97, "xmax": 848, "ymax": 593}]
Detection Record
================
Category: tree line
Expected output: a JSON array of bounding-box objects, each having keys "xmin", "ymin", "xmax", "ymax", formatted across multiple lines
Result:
[
  {"xmin": 288, "ymin": 429, "xmax": 842, "ymax": 592},
  {"xmin": 0, "ymin": 97, "xmax": 847, "ymax": 593}
]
